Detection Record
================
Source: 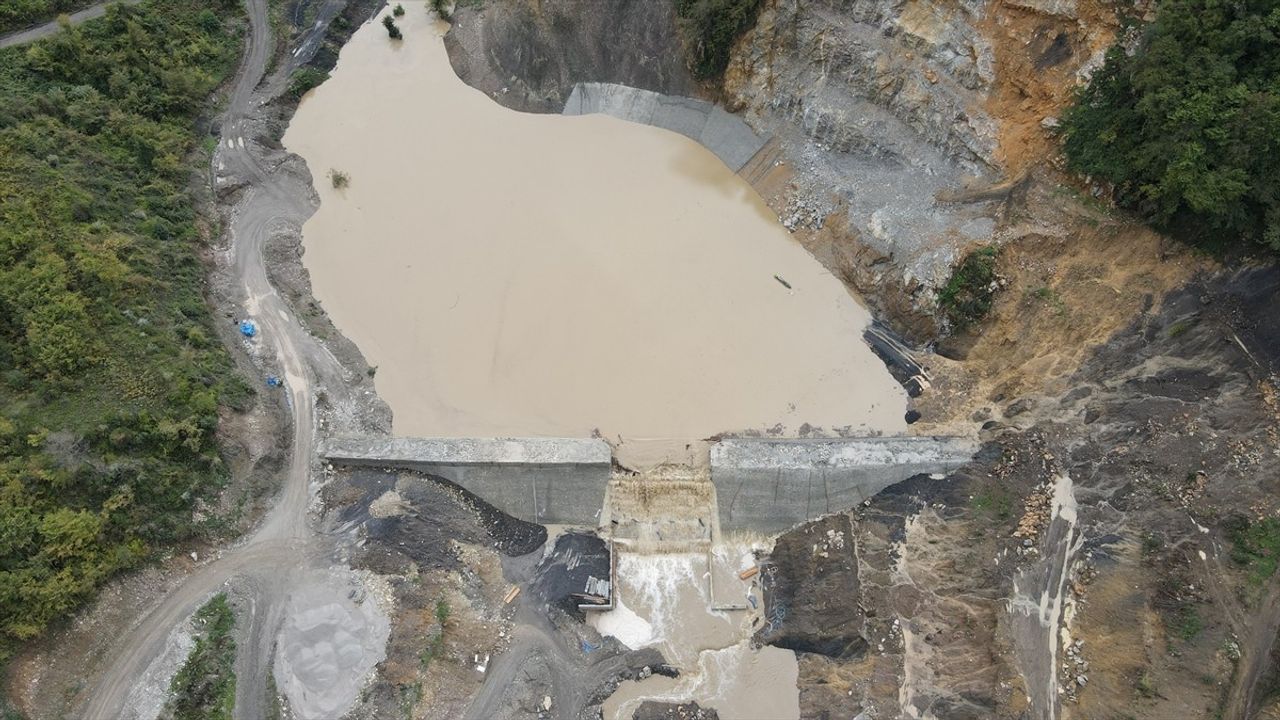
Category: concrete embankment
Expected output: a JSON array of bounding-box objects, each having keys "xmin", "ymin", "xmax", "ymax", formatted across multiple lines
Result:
[
  {"xmin": 320, "ymin": 436, "xmax": 612, "ymax": 525},
  {"xmin": 563, "ymin": 82, "xmax": 769, "ymax": 171},
  {"xmin": 322, "ymin": 435, "xmax": 975, "ymax": 533},
  {"xmin": 710, "ymin": 437, "xmax": 977, "ymax": 533}
]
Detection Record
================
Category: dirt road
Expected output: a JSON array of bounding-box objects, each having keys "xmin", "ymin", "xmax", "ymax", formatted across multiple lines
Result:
[
  {"xmin": 83, "ymin": 0, "xmax": 353, "ymax": 717},
  {"xmin": 0, "ymin": 0, "xmax": 141, "ymax": 49}
]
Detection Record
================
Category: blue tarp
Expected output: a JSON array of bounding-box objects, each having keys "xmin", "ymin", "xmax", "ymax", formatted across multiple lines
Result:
[
  {"xmin": 266, "ymin": 375, "xmax": 282, "ymax": 388},
  {"xmin": 240, "ymin": 320, "xmax": 257, "ymax": 337}
]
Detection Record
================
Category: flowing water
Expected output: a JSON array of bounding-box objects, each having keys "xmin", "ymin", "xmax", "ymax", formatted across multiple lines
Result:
[
  {"xmin": 591, "ymin": 552, "xmax": 800, "ymax": 720},
  {"xmin": 283, "ymin": 5, "xmax": 908, "ymax": 458}
]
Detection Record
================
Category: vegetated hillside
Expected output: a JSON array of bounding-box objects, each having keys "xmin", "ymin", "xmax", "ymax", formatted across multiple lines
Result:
[
  {"xmin": 673, "ymin": 0, "xmax": 763, "ymax": 80},
  {"xmin": 0, "ymin": 0, "xmax": 245, "ymax": 663},
  {"xmin": 0, "ymin": 1, "xmax": 94, "ymax": 35},
  {"xmin": 1062, "ymin": 0, "xmax": 1280, "ymax": 252}
]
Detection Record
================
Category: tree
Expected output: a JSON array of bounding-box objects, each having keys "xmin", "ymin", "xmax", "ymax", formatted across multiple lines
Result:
[
  {"xmin": 382, "ymin": 15, "xmax": 401, "ymax": 40},
  {"xmin": 674, "ymin": 0, "xmax": 764, "ymax": 80},
  {"xmin": 1061, "ymin": 0, "xmax": 1280, "ymax": 252}
]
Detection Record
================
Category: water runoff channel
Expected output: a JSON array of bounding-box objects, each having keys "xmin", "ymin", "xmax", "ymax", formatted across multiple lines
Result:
[{"xmin": 284, "ymin": 4, "xmax": 912, "ymax": 717}]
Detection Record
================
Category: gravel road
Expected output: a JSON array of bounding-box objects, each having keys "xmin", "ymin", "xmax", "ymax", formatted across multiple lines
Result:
[
  {"xmin": 82, "ymin": 0, "xmax": 359, "ymax": 717},
  {"xmin": 0, "ymin": 0, "xmax": 142, "ymax": 49}
]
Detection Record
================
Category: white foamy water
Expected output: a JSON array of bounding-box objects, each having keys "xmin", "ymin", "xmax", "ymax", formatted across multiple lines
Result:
[{"xmin": 592, "ymin": 551, "xmax": 799, "ymax": 720}]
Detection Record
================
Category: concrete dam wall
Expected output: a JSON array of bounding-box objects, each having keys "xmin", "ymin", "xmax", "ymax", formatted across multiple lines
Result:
[
  {"xmin": 320, "ymin": 437, "xmax": 613, "ymax": 525},
  {"xmin": 710, "ymin": 437, "xmax": 977, "ymax": 533},
  {"xmin": 321, "ymin": 435, "xmax": 976, "ymax": 533},
  {"xmin": 563, "ymin": 82, "xmax": 769, "ymax": 171}
]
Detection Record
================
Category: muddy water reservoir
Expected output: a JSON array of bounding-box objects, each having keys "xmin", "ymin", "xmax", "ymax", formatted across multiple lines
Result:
[{"xmin": 284, "ymin": 6, "xmax": 907, "ymax": 452}]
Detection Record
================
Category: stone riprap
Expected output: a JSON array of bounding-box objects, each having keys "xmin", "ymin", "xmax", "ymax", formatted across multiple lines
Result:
[
  {"xmin": 710, "ymin": 437, "xmax": 977, "ymax": 532},
  {"xmin": 563, "ymin": 82, "xmax": 769, "ymax": 171}
]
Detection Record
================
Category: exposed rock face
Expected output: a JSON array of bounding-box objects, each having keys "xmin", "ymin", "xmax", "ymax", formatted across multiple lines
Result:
[
  {"xmin": 759, "ymin": 266, "xmax": 1280, "ymax": 718},
  {"xmin": 723, "ymin": 0, "xmax": 1008, "ymax": 337},
  {"xmin": 442, "ymin": 0, "xmax": 1030, "ymax": 339},
  {"xmin": 757, "ymin": 514, "xmax": 868, "ymax": 658},
  {"xmin": 724, "ymin": 0, "xmax": 998, "ymax": 169},
  {"xmin": 443, "ymin": 0, "xmax": 696, "ymax": 113}
]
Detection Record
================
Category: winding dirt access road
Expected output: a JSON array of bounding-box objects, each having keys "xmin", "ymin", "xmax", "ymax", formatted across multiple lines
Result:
[
  {"xmin": 82, "ymin": 0, "xmax": 352, "ymax": 717},
  {"xmin": 0, "ymin": 0, "xmax": 141, "ymax": 49}
]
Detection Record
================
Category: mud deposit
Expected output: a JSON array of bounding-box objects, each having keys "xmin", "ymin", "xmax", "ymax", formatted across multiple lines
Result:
[{"xmin": 284, "ymin": 5, "xmax": 907, "ymax": 451}]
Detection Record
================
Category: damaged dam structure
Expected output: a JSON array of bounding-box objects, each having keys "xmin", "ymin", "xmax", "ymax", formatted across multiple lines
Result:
[{"xmin": 320, "ymin": 435, "xmax": 976, "ymax": 532}]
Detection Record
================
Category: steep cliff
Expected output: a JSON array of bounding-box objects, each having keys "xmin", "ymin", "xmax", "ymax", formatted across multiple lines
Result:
[{"xmin": 444, "ymin": 0, "xmax": 696, "ymax": 112}]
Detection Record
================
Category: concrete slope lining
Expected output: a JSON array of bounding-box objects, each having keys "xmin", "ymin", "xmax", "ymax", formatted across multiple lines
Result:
[
  {"xmin": 321, "ymin": 436, "xmax": 613, "ymax": 526},
  {"xmin": 320, "ymin": 436, "xmax": 613, "ymax": 466},
  {"xmin": 711, "ymin": 437, "xmax": 977, "ymax": 533},
  {"xmin": 563, "ymin": 82, "xmax": 769, "ymax": 171}
]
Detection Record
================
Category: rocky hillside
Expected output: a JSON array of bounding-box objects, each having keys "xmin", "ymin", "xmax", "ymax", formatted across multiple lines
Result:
[
  {"xmin": 445, "ymin": 0, "xmax": 1128, "ymax": 339},
  {"xmin": 443, "ymin": 0, "xmax": 696, "ymax": 112}
]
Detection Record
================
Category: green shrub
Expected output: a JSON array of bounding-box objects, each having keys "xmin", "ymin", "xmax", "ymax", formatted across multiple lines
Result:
[
  {"xmin": 167, "ymin": 594, "xmax": 236, "ymax": 720},
  {"xmin": 393, "ymin": 3, "xmax": 405, "ymax": 17},
  {"xmin": 1061, "ymin": 0, "xmax": 1280, "ymax": 252},
  {"xmin": 0, "ymin": 0, "xmax": 92, "ymax": 35},
  {"xmin": 381, "ymin": 14, "xmax": 401, "ymax": 39},
  {"xmin": 429, "ymin": 0, "xmax": 453, "ymax": 21},
  {"xmin": 1175, "ymin": 605, "xmax": 1203, "ymax": 641},
  {"xmin": 674, "ymin": 0, "xmax": 763, "ymax": 80},
  {"xmin": 938, "ymin": 246, "xmax": 1000, "ymax": 331},
  {"xmin": 0, "ymin": 0, "xmax": 246, "ymax": 661},
  {"xmin": 1228, "ymin": 516, "xmax": 1280, "ymax": 586},
  {"xmin": 329, "ymin": 169, "xmax": 350, "ymax": 189},
  {"xmin": 286, "ymin": 66, "xmax": 329, "ymax": 100}
]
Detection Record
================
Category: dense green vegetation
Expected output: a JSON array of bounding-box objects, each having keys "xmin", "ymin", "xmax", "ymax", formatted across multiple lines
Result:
[
  {"xmin": 0, "ymin": 0, "xmax": 246, "ymax": 662},
  {"xmin": 1229, "ymin": 516, "xmax": 1280, "ymax": 586},
  {"xmin": 0, "ymin": 0, "xmax": 92, "ymax": 35},
  {"xmin": 166, "ymin": 594, "xmax": 237, "ymax": 720},
  {"xmin": 674, "ymin": 0, "xmax": 763, "ymax": 80},
  {"xmin": 285, "ymin": 66, "xmax": 328, "ymax": 101},
  {"xmin": 1061, "ymin": 0, "xmax": 1280, "ymax": 252},
  {"xmin": 938, "ymin": 246, "xmax": 1000, "ymax": 331}
]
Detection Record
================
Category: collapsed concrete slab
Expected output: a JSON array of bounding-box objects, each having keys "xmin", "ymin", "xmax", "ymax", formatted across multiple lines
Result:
[
  {"xmin": 710, "ymin": 437, "xmax": 977, "ymax": 533},
  {"xmin": 320, "ymin": 437, "xmax": 612, "ymax": 525},
  {"xmin": 563, "ymin": 82, "xmax": 769, "ymax": 171}
]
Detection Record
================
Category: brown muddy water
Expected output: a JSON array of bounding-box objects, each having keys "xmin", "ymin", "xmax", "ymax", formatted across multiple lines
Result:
[{"xmin": 284, "ymin": 5, "xmax": 908, "ymax": 460}]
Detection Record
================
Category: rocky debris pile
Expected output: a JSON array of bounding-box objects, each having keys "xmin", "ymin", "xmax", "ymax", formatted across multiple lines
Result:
[
  {"xmin": 1059, "ymin": 638, "xmax": 1089, "ymax": 703},
  {"xmin": 781, "ymin": 192, "xmax": 829, "ymax": 232},
  {"xmin": 633, "ymin": 701, "xmax": 720, "ymax": 720},
  {"xmin": 1013, "ymin": 481, "xmax": 1052, "ymax": 544}
]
